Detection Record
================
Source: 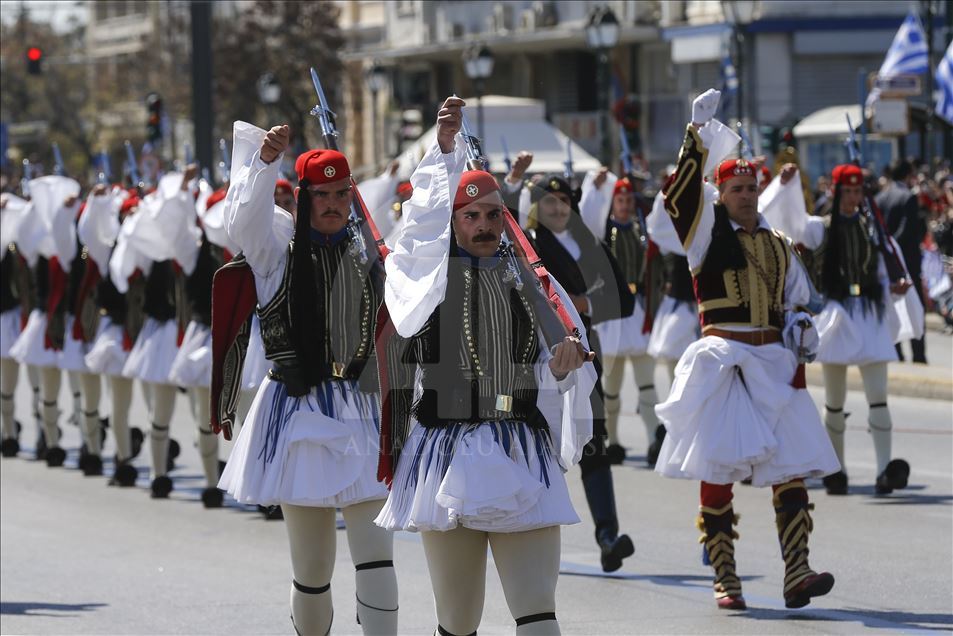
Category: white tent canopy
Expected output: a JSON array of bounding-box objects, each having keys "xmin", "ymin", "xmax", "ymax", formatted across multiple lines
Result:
[
  {"xmin": 393, "ymin": 95, "xmax": 602, "ymax": 178},
  {"xmin": 792, "ymin": 105, "xmax": 863, "ymax": 138}
]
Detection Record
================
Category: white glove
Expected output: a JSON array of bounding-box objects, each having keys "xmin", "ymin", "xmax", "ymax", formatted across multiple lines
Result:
[{"xmin": 692, "ymin": 89, "xmax": 721, "ymax": 126}]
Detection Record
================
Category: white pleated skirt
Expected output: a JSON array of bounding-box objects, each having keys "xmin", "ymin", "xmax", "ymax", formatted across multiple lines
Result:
[
  {"xmin": 9, "ymin": 309, "xmax": 58, "ymax": 368},
  {"xmin": 0, "ymin": 309, "xmax": 22, "ymax": 359},
  {"xmin": 375, "ymin": 419, "xmax": 579, "ymax": 533},
  {"xmin": 594, "ymin": 301, "xmax": 650, "ymax": 358},
  {"xmin": 815, "ymin": 299, "xmax": 898, "ymax": 366},
  {"xmin": 85, "ymin": 319, "xmax": 128, "ymax": 376},
  {"xmin": 168, "ymin": 321, "xmax": 212, "ymax": 389},
  {"xmin": 647, "ymin": 296, "xmax": 700, "ymax": 361},
  {"xmin": 655, "ymin": 336, "xmax": 840, "ymax": 487},
  {"xmin": 121, "ymin": 318, "xmax": 180, "ymax": 385},
  {"xmin": 240, "ymin": 315, "xmax": 269, "ymax": 391},
  {"xmin": 219, "ymin": 376, "xmax": 388, "ymax": 508},
  {"xmin": 59, "ymin": 316, "xmax": 105, "ymax": 373}
]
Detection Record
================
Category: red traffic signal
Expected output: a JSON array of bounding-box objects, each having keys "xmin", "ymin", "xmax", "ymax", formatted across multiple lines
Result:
[{"xmin": 26, "ymin": 47, "xmax": 43, "ymax": 74}]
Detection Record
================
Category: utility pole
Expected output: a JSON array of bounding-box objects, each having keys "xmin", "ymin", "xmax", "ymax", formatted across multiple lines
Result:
[{"xmin": 190, "ymin": 1, "xmax": 213, "ymax": 177}]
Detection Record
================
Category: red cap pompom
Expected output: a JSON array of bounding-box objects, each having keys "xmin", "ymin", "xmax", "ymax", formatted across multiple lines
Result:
[{"xmin": 396, "ymin": 181, "xmax": 413, "ymax": 202}]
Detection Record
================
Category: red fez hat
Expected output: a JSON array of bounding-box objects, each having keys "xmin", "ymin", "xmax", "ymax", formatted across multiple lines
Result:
[
  {"xmin": 832, "ymin": 164, "xmax": 863, "ymax": 186},
  {"xmin": 453, "ymin": 170, "xmax": 501, "ymax": 212},
  {"xmin": 120, "ymin": 195, "xmax": 140, "ymax": 216},
  {"xmin": 613, "ymin": 177, "xmax": 633, "ymax": 195},
  {"xmin": 206, "ymin": 188, "xmax": 227, "ymax": 210},
  {"xmin": 295, "ymin": 149, "xmax": 350, "ymax": 184},
  {"xmin": 275, "ymin": 179, "xmax": 293, "ymax": 193},
  {"xmin": 396, "ymin": 181, "xmax": 413, "ymax": 202},
  {"xmin": 715, "ymin": 158, "xmax": 755, "ymax": 186}
]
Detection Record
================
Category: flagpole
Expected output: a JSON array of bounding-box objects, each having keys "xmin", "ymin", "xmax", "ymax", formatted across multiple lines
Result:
[
  {"xmin": 859, "ymin": 68, "xmax": 869, "ymax": 162},
  {"xmin": 925, "ymin": 0, "xmax": 934, "ymax": 166}
]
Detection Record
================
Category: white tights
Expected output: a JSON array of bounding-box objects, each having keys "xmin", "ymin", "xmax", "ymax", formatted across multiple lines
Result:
[
  {"xmin": 602, "ymin": 353, "xmax": 659, "ymax": 445},
  {"xmin": 0, "ymin": 358, "xmax": 18, "ymax": 441},
  {"xmin": 142, "ymin": 382, "xmax": 177, "ymax": 479},
  {"xmin": 822, "ymin": 362, "xmax": 892, "ymax": 473},
  {"xmin": 283, "ymin": 499, "xmax": 396, "ymax": 635},
  {"xmin": 421, "ymin": 525, "xmax": 561, "ymax": 635}
]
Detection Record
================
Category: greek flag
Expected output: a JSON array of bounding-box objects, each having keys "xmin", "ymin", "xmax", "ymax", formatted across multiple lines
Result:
[
  {"xmin": 936, "ymin": 41, "xmax": 953, "ymax": 124},
  {"xmin": 867, "ymin": 12, "xmax": 928, "ymax": 107}
]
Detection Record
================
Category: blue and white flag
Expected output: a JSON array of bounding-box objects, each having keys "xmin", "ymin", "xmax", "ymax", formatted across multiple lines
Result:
[
  {"xmin": 878, "ymin": 11, "xmax": 929, "ymax": 77},
  {"xmin": 719, "ymin": 53, "xmax": 738, "ymax": 119},
  {"xmin": 936, "ymin": 40, "xmax": 953, "ymax": 124},
  {"xmin": 868, "ymin": 11, "xmax": 928, "ymax": 107}
]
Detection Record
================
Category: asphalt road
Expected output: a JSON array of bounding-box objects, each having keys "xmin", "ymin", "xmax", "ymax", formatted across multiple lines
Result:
[{"xmin": 1, "ymin": 358, "xmax": 951, "ymax": 635}]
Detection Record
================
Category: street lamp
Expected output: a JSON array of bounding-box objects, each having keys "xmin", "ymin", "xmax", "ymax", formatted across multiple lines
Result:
[
  {"xmin": 463, "ymin": 44, "xmax": 494, "ymax": 144},
  {"xmin": 585, "ymin": 5, "xmax": 620, "ymax": 168},
  {"xmin": 722, "ymin": 1, "xmax": 758, "ymax": 126},
  {"xmin": 364, "ymin": 59, "xmax": 387, "ymax": 167},
  {"xmin": 257, "ymin": 72, "xmax": 281, "ymax": 124}
]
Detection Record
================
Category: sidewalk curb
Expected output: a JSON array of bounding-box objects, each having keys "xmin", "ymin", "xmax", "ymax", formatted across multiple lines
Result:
[{"xmin": 805, "ymin": 363, "xmax": 953, "ymax": 402}]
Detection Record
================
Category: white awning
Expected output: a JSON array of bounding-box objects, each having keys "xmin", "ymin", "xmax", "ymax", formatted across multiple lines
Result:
[
  {"xmin": 394, "ymin": 95, "xmax": 602, "ymax": 178},
  {"xmin": 792, "ymin": 104, "xmax": 863, "ymax": 138}
]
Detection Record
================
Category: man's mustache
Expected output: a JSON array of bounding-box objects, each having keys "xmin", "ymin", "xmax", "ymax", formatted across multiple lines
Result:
[
  {"xmin": 321, "ymin": 209, "xmax": 344, "ymax": 217},
  {"xmin": 473, "ymin": 232, "xmax": 498, "ymax": 243}
]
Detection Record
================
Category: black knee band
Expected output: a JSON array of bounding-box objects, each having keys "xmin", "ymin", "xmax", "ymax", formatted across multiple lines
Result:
[
  {"xmin": 604, "ymin": 392, "xmax": 619, "ymax": 400},
  {"xmin": 293, "ymin": 579, "xmax": 330, "ymax": 595},
  {"xmin": 0, "ymin": 393, "xmax": 13, "ymax": 400},
  {"xmin": 151, "ymin": 422, "xmax": 169, "ymax": 432},
  {"xmin": 42, "ymin": 399, "xmax": 56, "ymax": 407},
  {"xmin": 869, "ymin": 402, "xmax": 888, "ymax": 409},
  {"xmin": 199, "ymin": 428, "xmax": 214, "ymax": 436},
  {"xmin": 437, "ymin": 625, "xmax": 476, "ymax": 636},
  {"xmin": 83, "ymin": 409, "xmax": 99, "ymax": 418},
  {"xmin": 637, "ymin": 384, "xmax": 655, "ymax": 392},
  {"xmin": 516, "ymin": 612, "xmax": 557, "ymax": 626},
  {"xmin": 355, "ymin": 560, "xmax": 394, "ymax": 571},
  {"xmin": 356, "ymin": 594, "xmax": 398, "ymax": 613},
  {"xmin": 825, "ymin": 405, "xmax": 844, "ymax": 413}
]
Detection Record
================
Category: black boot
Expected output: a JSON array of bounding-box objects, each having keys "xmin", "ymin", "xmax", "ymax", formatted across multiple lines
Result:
[
  {"xmin": 822, "ymin": 471, "xmax": 848, "ymax": 495},
  {"xmin": 875, "ymin": 459, "xmax": 910, "ymax": 495},
  {"xmin": 166, "ymin": 438, "xmax": 181, "ymax": 472},
  {"xmin": 150, "ymin": 475, "xmax": 173, "ymax": 498},
  {"xmin": 582, "ymin": 466, "xmax": 634, "ymax": 572},
  {"xmin": 45, "ymin": 446, "xmax": 66, "ymax": 467},
  {"xmin": 201, "ymin": 487, "xmax": 224, "ymax": 508},
  {"xmin": 79, "ymin": 453, "xmax": 104, "ymax": 476},
  {"xmin": 109, "ymin": 459, "xmax": 138, "ymax": 487},
  {"xmin": 606, "ymin": 443, "xmax": 626, "ymax": 465},
  {"xmin": 646, "ymin": 425, "xmax": 666, "ymax": 467}
]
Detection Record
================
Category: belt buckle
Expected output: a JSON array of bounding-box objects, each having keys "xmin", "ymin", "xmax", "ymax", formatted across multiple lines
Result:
[
  {"xmin": 495, "ymin": 394, "xmax": 513, "ymax": 413},
  {"xmin": 331, "ymin": 362, "xmax": 345, "ymax": 378},
  {"xmin": 628, "ymin": 283, "xmax": 638, "ymax": 295},
  {"xmin": 849, "ymin": 284, "xmax": 861, "ymax": 296}
]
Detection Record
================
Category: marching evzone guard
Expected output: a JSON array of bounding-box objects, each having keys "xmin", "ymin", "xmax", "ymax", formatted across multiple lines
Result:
[
  {"xmin": 763, "ymin": 163, "xmax": 917, "ymax": 495},
  {"xmin": 169, "ymin": 173, "xmax": 235, "ymax": 508},
  {"xmin": 9, "ymin": 174, "xmax": 83, "ymax": 467},
  {"xmin": 578, "ymin": 171, "xmax": 663, "ymax": 466},
  {"xmin": 214, "ymin": 122, "xmax": 397, "ymax": 635},
  {"xmin": 82, "ymin": 187, "xmax": 147, "ymax": 486},
  {"xmin": 655, "ymin": 89, "xmax": 840, "ymax": 610},
  {"xmin": 0, "ymin": 192, "xmax": 37, "ymax": 458},
  {"xmin": 523, "ymin": 174, "xmax": 637, "ymax": 572},
  {"xmin": 375, "ymin": 97, "xmax": 596, "ymax": 635},
  {"xmin": 119, "ymin": 172, "xmax": 198, "ymax": 498}
]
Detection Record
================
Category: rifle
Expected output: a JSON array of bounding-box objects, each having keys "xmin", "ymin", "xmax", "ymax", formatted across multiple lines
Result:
[
  {"xmin": 460, "ymin": 108, "xmax": 594, "ymax": 361},
  {"xmin": 124, "ymin": 140, "xmax": 142, "ymax": 189},
  {"xmin": 845, "ymin": 113, "xmax": 906, "ymax": 282},
  {"xmin": 309, "ymin": 66, "xmax": 388, "ymax": 264},
  {"xmin": 21, "ymin": 159, "xmax": 32, "ymax": 197},
  {"xmin": 736, "ymin": 123, "xmax": 755, "ymax": 161},
  {"xmin": 52, "ymin": 142, "xmax": 66, "ymax": 176},
  {"xmin": 564, "ymin": 137, "xmax": 574, "ymax": 182},
  {"xmin": 97, "ymin": 149, "xmax": 111, "ymax": 185},
  {"xmin": 500, "ymin": 136, "xmax": 512, "ymax": 173},
  {"xmin": 617, "ymin": 123, "xmax": 648, "ymax": 247},
  {"xmin": 218, "ymin": 138, "xmax": 230, "ymax": 184}
]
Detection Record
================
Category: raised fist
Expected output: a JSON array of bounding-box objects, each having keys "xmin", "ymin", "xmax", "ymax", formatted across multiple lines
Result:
[
  {"xmin": 260, "ymin": 124, "xmax": 290, "ymax": 164},
  {"xmin": 692, "ymin": 89, "xmax": 721, "ymax": 127},
  {"xmin": 436, "ymin": 96, "xmax": 465, "ymax": 154}
]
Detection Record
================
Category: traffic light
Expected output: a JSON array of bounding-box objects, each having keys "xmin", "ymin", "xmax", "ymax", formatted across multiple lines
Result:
[
  {"xmin": 146, "ymin": 93, "xmax": 163, "ymax": 144},
  {"xmin": 759, "ymin": 125, "xmax": 779, "ymax": 154},
  {"xmin": 26, "ymin": 47, "xmax": 43, "ymax": 75}
]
